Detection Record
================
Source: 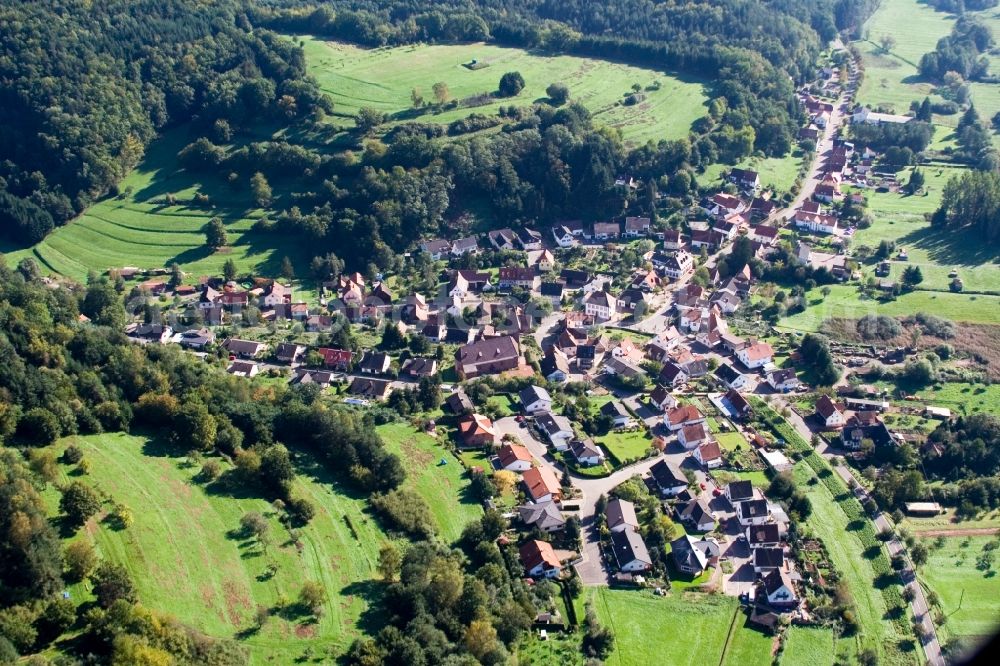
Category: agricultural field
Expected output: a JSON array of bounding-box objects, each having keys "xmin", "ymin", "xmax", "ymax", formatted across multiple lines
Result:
[
  {"xmin": 47, "ymin": 432, "xmax": 389, "ymax": 664},
  {"xmin": 376, "ymin": 423, "xmax": 482, "ymax": 543},
  {"xmin": 779, "ymin": 626, "xmax": 837, "ymax": 666},
  {"xmin": 918, "ymin": 536, "xmax": 1000, "ymax": 652},
  {"xmin": 877, "ymin": 381, "xmax": 1000, "ymax": 418},
  {"xmin": 901, "ymin": 508, "xmax": 1000, "ymax": 534},
  {"xmin": 791, "ymin": 462, "xmax": 906, "ymax": 664},
  {"xmin": 4, "ymin": 129, "xmax": 311, "ymax": 282},
  {"xmin": 301, "ymin": 38, "xmax": 709, "ymax": 146},
  {"xmin": 854, "ymin": 0, "xmax": 954, "ymax": 117},
  {"xmin": 722, "ymin": 616, "xmax": 775, "ymax": 665},
  {"xmin": 590, "ymin": 588, "xmax": 738, "ymax": 666},
  {"xmin": 778, "ymin": 284, "xmax": 1000, "ymax": 332},
  {"xmin": 967, "ymin": 7, "xmax": 1000, "ymax": 124}
]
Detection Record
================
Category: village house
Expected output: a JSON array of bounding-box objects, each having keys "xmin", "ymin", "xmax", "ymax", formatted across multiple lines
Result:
[
  {"xmin": 570, "ymin": 438, "xmax": 606, "ymax": 466},
  {"xmin": 274, "ymin": 342, "xmax": 305, "ymax": 365},
  {"xmin": 724, "ymin": 389, "xmax": 754, "ymax": 421},
  {"xmin": 648, "ymin": 385, "xmax": 678, "ymax": 412},
  {"xmin": 551, "ymin": 225, "xmax": 578, "ymax": 248},
  {"xmin": 420, "ymin": 238, "xmax": 451, "ymax": 259},
  {"xmin": 616, "ymin": 288, "xmax": 651, "ymax": 313},
  {"xmin": 223, "ymin": 338, "xmax": 268, "ymax": 359},
  {"xmin": 815, "ymin": 395, "xmax": 847, "ymax": 428},
  {"xmin": 401, "ymin": 357, "xmax": 438, "ymax": 378},
  {"xmin": 671, "ymin": 534, "xmax": 717, "ymax": 575},
  {"xmin": 262, "ymin": 282, "xmax": 291, "ymax": 308},
  {"xmin": 600, "ymin": 400, "xmax": 632, "ymax": 428},
  {"xmin": 540, "ymin": 281, "xmax": 565, "ymax": 305},
  {"xmin": 591, "ymin": 221, "xmax": 621, "ymax": 240},
  {"xmin": 658, "ymin": 361, "xmax": 688, "ymax": 387},
  {"xmin": 767, "ymin": 368, "xmax": 800, "ymax": 392},
  {"xmin": 457, "ymin": 413, "xmax": 497, "ymax": 448},
  {"xmin": 519, "ymin": 385, "xmax": 553, "ymax": 414},
  {"xmin": 498, "ymin": 443, "xmax": 534, "ymax": 472},
  {"xmin": 749, "ymin": 197, "xmax": 777, "ymax": 220},
  {"xmin": 610, "ymin": 529, "xmax": 652, "ymax": 572},
  {"xmin": 660, "ymin": 251, "xmax": 694, "ymax": 280},
  {"xmin": 694, "ymin": 441, "xmax": 724, "ymax": 469},
  {"xmin": 455, "ymin": 336, "xmax": 521, "ymax": 379},
  {"xmin": 291, "ymin": 369, "xmax": 336, "ymax": 387},
  {"xmin": 535, "ymin": 412, "xmax": 575, "ymax": 450},
  {"xmin": 852, "ymin": 106, "xmax": 911, "ymax": 125},
  {"xmin": 678, "ymin": 423, "xmax": 711, "ymax": 450},
  {"xmin": 663, "ymin": 228, "xmax": 683, "ymax": 250},
  {"xmin": 649, "ymin": 459, "xmax": 688, "ymax": 497},
  {"xmin": 445, "ymin": 391, "xmax": 474, "ymax": 415},
  {"xmin": 705, "ymin": 193, "xmax": 746, "ymax": 218},
  {"xmin": 624, "ymin": 216, "xmax": 651, "ymax": 237},
  {"xmin": 541, "ymin": 347, "xmax": 571, "ymax": 383},
  {"xmin": 606, "ymin": 498, "xmax": 640, "ymax": 533},
  {"xmin": 753, "ymin": 548, "xmax": 784, "ymax": 574},
  {"xmin": 560, "ymin": 268, "xmax": 591, "ymax": 290},
  {"xmin": 751, "ymin": 224, "xmax": 780, "ymax": 246},
  {"xmin": 518, "ymin": 502, "xmax": 566, "ymax": 533},
  {"xmin": 519, "ymin": 539, "xmax": 562, "ymax": 579},
  {"xmin": 714, "ymin": 362, "xmax": 748, "ymax": 390},
  {"xmin": 760, "ymin": 569, "xmax": 799, "ymax": 609},
  {"xmin": 527, "ymin": 248, "xmax": 555, "ymax": 271},
  {"xmin": 729, "ymin": 168, "xmax": 761, "ymax": 194},
  {"xmin": 522, "ymin": 466, "xmax": 563, "ymax": 503},
  {"xmin": 498, "ymin": 267, "xmax": 539, "ymax": 291},
  {"xmin": 227, "ymin": 360, "xmax": 259, "ymax": 377},
  {"xmin": 128, "ymin": 323, "xmax": 173, "ymax": 344},
  {"xmin": 736, "ymin": 341, "xmax": 774, "ymax": 370},
  {"xmin": 794, "ymin": 208, "xmax": 839, "ymax": 234},
  {"xmin": 317, "ymin": 347, "xmax": 353, "ymax": 370},
  {"xmin": 487, "ymin": 228, "xmax": 517, "ymax": 250},
  {"xmin": 677, "ymin": 497, "xmax": 716, "ymax": 532},
  {"xmin": 450, "ymin": 236, "xmax": 479, "ymax": 256},
  {"xmin": 583, "ymin": 290, "xmax": 616, "ymax": 321},
  {"xmin": 348, "ymin": 377, "xmax": 392, "ymax": 400},
  {"xmin": 664, "ymin": 404, "xmax": 705, "ymax": 432},
  {"xmin": 725, "ymin": 480, "xmax": 754, "ymax": 505},
  {"xmin": 358, "ymin": 351, "xmax": 391, "ymax": 375},
  {"xmin": 745, "ymin": 523, "xmax": 780, "ymax": 547},
  {"xmin": 737, "ymin": 499, "xmax": 772, "ymax": 527},
  {"xmin": 516, "ymin": 227, "xmax": 543, "ymax": 250}
]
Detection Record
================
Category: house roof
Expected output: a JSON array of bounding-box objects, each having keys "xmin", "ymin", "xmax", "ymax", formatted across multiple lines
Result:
[
  {"xmin": 359, "ymin": 351, "xmax": 390, "ymax": 371},
  {"xmin": 754, "ymin": 548, "xmax": 784, "ymax": 569},
  {"xmin": 768, "ymin": 368, "xmax": 798, "ymax": 384},
  {"xmin": 499, "ymin": 267, "xmax": 537, "ymax": 282},
  {"xmin": 536, "ymin": 411, "xmax": 573, "ymax": 436},
  {"xmin": 649, "ymin": 384, "xmax": 673, "ymax": 406},
  {"xmin": 402, "ymin": 357, "xmax": 437, "ymax": 376},
  {"xmin": 522, "ymin": 466, "xmax": 561, "ymax": 501},
  {"xmin": 570, "ymin": 439, "xmax": 604, "ymax": 461},
  {"xmin": 498, "ymin": 443, "xmax": 534, "ymax": 468},
  {"xmin": 519, "ymin": 539, "xmax": 561, "ymax": 573},
  {"xmin": 624, "ymin": 216, "xmax": 651, "ymax": 231},
  {"xmin": 451, "ymin": 236, "xmax": 479, "ymax": 252},
  {"xmin": 680, "ymin": 498, "xmax": 714, "ymax": 526},
  {"xmin": 445, "ymin": 391, "xmax": 474, "ymax": 414},
  {"xmin": 610, "ymin": 528, "xmax": 651, "ymax": 567},
  {"xmin": 227, "ymin": 360, "xmax": 257, "ymax": 375},
  {"xmin": 421, "ymin": 238, "xmax": 451, "ymax": 253},
  {"xmin": 738, "ymin": 499, "xmax": 770, "ymax": 520},
  {"xmin": 762, "ymin": 568, "xmax": 795, "ymax": 597},
  {"xmin": 680, "ymin": 423, "xmax": 708, "ymax": 443},
  {"xmin": 698, "ymin": 441, "xmax": 722, "ymax": 462},
  {"xmin": 223, "ymin": 338, "xmax": 266, "ymax": 355},
  {"xmin": 584, "ymin": 290, "xmax": 616, "ymax": 309},
  {"xmin": 318, "ymin": 347, "xmax": 352, "ymax": 365},
  {"xmin": 815, "ymin": 394, "xmax": 843, "ymax": 419},
  {"xmin": 650, "ymin": 459, "xmax": 687, "ymax": 488},
  {"xmin": 458, "ymin": 413, "xmax": 495, "ymax": 440},
  {"xmin": 456, "ymin": 336, "xmax": 520, "ymax": 369},
  {"xmin": 659, "ymin": 362, "xmax": 687, "ymax": 385},
  {"xmin": 593, "ymin": 221, "xmax": 621, "ymax": 235},
  {"xmin": 348, "ymin": 377, "xmax": 391, "ymax": 398},
  {"xmin": 518, "ymin": 502, "xmax": 565, "ymax": 530},
  {"xmin": 740, "ymin": 342, "xmax": 774, "ymax": 362},
  {"xmin": 725, "ymin": 389, "xmax": 752, "ymax": 414},
  {"xmin": 606, "ymin": 499, "xmax": 638, "ymax": 530},
  {"xmin": 666, "ymin": 404, "xmax": 702, "ymax": 427},
  {"xmin": 671, "ymin": 534, "xmax": 708, "ymax": 571},
  {"xmin": 600, "ymin": 401, "xmax": 630, "ymax": 420},
  {"xmin": 727, "ymin": 480, "xmax": 754, "ymax": 502},
  {"xmin": 714, "ymin": 363, "xmax": 742, "ymax": 383},
  {"xmin": 275, "ymin": 342, "xmax": 305, "ymax": 360},
  {"xmin": 519, "ymin": 385, "xmax": 552, "ymax": 407},
  {"xmin": 540, "ymin": 281, "xmax": 565, "ymax": 297},
  {"xmin": 745, "ymin": 523, "xmax": 780, "ymax": 545}
]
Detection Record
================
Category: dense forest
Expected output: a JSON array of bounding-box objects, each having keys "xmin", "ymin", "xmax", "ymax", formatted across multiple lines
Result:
[{"xmin": 0, "ymin": 0, "xmax": 331, "ymax": 245}]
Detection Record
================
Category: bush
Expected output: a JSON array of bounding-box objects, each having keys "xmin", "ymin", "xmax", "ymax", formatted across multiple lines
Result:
[
  {"xmin": 371, "ymin": 488, "xmax": 437, "ymax": 539},
  {"xmin": 856, "ymin": 314, "xmax": 902, "ymax": 341}
]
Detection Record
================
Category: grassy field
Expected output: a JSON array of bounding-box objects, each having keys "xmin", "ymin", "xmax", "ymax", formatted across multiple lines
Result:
[
  {"xmin": 778, "ymin": 284, "xmax": 1000, "ymax": 332},
  {"xmin": 716, "ymin": 431, "xmax": 748, "ymax": 452},
  {"xmin": 301, "ymin": 38, "xmax": 709, "ymax": 146},
  {"xmin": 968, "ymin": 7, "xmax": 1000, "ymax": 125},
  {"xmin": 4, "ymin": 129, "xmax": 311, "ymax": 282},
  {"xmin": 901, "ymin": 507, "xmax": 1000, "ymax": 534},
  {"xmin": 723, "ymin": 615, "xmax": 775, "ymax": 665},
  {"xmin": 591, "ymin": 588, "xmax": 738, "ymax": 666},
  {"xmin": 376, "ymin": 423, "xmax": 482, "ymax": 543},
  {"xmin": 919, "ymin": 536, "xmax": 1000, "ymax": 651},
  {"xmin": 596, "ymin": 429, "xmax": 652, "ymax": 464},
  {"xmin": 879, "ymin": 381, "xmax": 1000, "ymax": 417},
  {"xmin": 780, "ymin": 626, "xmax": 837, "ymax": 666},
  {"xmin": 792, "ymin": 462, "xmax": 904, "ymax": 664},
  {"xmin": 854, "ymin": 0, "xmax": 955, "ymax": 117},
  {"xmin": 701, "ymin": 151, "xmax": 806, "ymax": 195},
  {"xmin": 50, "ymin": 432, "xmax": 388, "ymax": 664}
]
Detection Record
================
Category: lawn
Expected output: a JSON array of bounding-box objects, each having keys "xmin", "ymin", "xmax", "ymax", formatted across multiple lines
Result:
[
  {"xmin": 722, "ymin": 615, "xmax": 774, "ymax": 666},
  {"xmin": 777, "ymin": 284, "xmax": 1000, "ymax": 332},
  {"xmin": 716, "ymin": 431, "xmax": 748, "ymax": 452},
  {"xmin": 901, "ymin": 508, "xmax": 1000, "ymax": 534},
  {"xmin": 702, "ymin": 151, "xmax": 807, "ymax": 195},
  {"xmin": 854, "ymin": 0, "xmax": 955, "ymax": 117},
  {"xmin": 376, "ymin": 423, "xmax": 482, "ymax": 543},
  {"xmin": 301, "ymin": 38, "xmax": 709, "ymax": 146},
  {"xmin": 5, "ymin": 127, "xmax": 316, "ymax": 282},
  {"xmin": 919, "ymin": 536, "xmax": 1000, "ymax": 651},
  {"xmin": 792, "ymin": 462, "xmax": 905, "ymax": 664},
  {"xmin": 590, "ymin": 588, "xmax": 738, "ymax": 666},
  {"xmin": 50, "ymin": 432, "xmax": 388, "ymax": 663},
  {"xmin": 596, "ymin": 429, "xmax": 653, "ymax": 465},
  {"xmin": 780, "ymin": 626, "xmax": 837, "ymax": 666},
  {"xmin": 486, "ymin": 393, "xmax": 518, "ymax": 417}
]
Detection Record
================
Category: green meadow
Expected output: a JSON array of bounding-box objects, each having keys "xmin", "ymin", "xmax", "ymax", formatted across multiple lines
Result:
[
  {"xmin": 301, "ymin": 38, "xmax": 709, "ymax": 146},
  {"xmin": 918, "ymin": 536, "xmax": 1000, "ymax": 652},
  {"xmin": 779, "ymin": 626, "xmax": 837, "ymax": 666}
]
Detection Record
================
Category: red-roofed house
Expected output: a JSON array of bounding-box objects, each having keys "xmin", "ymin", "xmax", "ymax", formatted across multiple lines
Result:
[
  {"xmin": 457, "ymin": 414, "xmax": 497, "ymax": 448},
  {"xmin": 519, "ymin": 540, "xmax": 562, "ymax": 578},
  {"xmin": 695, "ymin": 441, "xmax": 724, "ymax": 469},
  {"xmin": 522, "ymin": 466, "xmax": 562, "ymax": 503},
  {"xmin": 318, "ymin": 348, "xmax": 353, "ymax": 370},
  {"xmin": 497, "ymin": 443, "xmax": 534, "ymax": 472},
  {"xmin": 736, "ymin": 341, "xmax": 774, "ymax": 370}
]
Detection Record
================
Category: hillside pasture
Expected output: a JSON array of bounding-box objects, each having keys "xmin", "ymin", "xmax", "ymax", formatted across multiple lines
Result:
[
  {"xmin": 919, "ymin": 536, "xmax": 1000, "ymax": 653},
  {"xmin": 51, "ymin": 432, "xmax": 388, "ymax": 663},
  {"xmin": 5, "ymin": 129, "xmax": 311, "ymax": 281},
  {"xmin": 301, "ymin": 38, "xmax": 709, "ymax": 146}
]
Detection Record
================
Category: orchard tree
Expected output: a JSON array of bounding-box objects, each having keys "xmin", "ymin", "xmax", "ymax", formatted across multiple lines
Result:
[
  {"xmin": 546, "ymin": 82, "xmax": 570, "ymax": 105},
  {"xmin": 250, "ymin": 172, "xmax": 272, "ymax": 208},
  {"xmin": 356, "ymin": 107, "xmax": 386, "ymax": 135},
  {"xmin": 64, "ymin": 540, "xmax": 97, "ymax": 582},
  {"xmin": 59, "ymin": 481, "xmax": 101, "ymax": 528},
  {"xmin": 223, "ymin": 258, "xmax": 238, "ymax": 282},
  {"xmin": 498, "ymin": 71, "xmax": 525, "ymax": 97},
  {"xmin": 205, "ymin": 217, "xmax": 227, "ymax": 250},
  {"xmin": 432, "ymin": 82, "xmax": 450, "ymax": 105},
  {"xmin": 91, "ymin": 561, "xmax": 137, "ymax": 608},
  {"xmin": 377, "ymin": 543, "xmax": 402, "ymax": 582}
]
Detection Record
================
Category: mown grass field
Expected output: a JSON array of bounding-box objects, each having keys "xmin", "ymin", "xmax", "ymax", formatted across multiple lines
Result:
[
  {"xmin": 4, "ymin": 129, "xmax": 312, "ymax": 282},
  {"xmin": 301, "ymin": 38, "xmax": 709, "ymax": 146},
  {"xmin": 779, "ymin": 626, "xmax": 837, "ymax": 666},
  {"xmin": 918, "ymin": 536, "xmax": 1000, "ymax": 651},
  {"xmin": 791, "ymin": 462, "xmax": 906, "ymax": 664},
  {"xmin": 852, "ymin": 165, "xmax": 1000, "ymax": 294},
  {"xmin": 596, "ymin": 429, "xmax": 652, "ymax": 463},
  {"xmin": 854, "ymin": 0, "xmax": 954, "ymax": 117},
  {"xmin": 590, "ymin": 588, "xmax": 738, "ymax": 666},
  {"xmin": 376, "ymin": 423, "xmax": 482, "ymax": 543},
  {"xmin": 778, "ymin": 285, "xmax": 1000, "ymax": 332},
  {"xmin": 967, "ymin": 7, "xmax": 1000, "ymax": 127},
  {"xmin": 701, "ymin": 151, "xmax": 806, "ymax": 195},
  {"xmin": 723, "ymin": 614, "xmax": 775, "ymax": 665},
  {"xmin": 49, "ymin": 432, "xmax": 389, "ymax": 664}
]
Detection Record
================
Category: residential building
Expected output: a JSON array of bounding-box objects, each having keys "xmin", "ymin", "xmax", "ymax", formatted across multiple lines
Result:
[
  {"xmin": 227, "ymin": 360, "xmax": 259, "ymax": 377},
  {"xmin": 498, "ymin": 267, "xmax": 539, "ymax": 291},
  {"xmin": 714, "ymin": 362, "xmax": 748, "ymax": 390},
  {"xmin": 445, "ymin": 391, "xmax": 474, "ymax": 415},
  {"xmin": 663, "ymin": 229, "xmax": 683, "ymax": 250},
  {"xmin": 541, "ymin": 347, "xmax": 571, "ymax": 383},
  {"xmin": 767, "ymin": 368, "xmax": 800, "ymax": 392},
  {"xmin": 658, "ymin": 362, "xmax": 689, "ymax": 388},
  {"xmin": 583, "ymin": 290, "xmax": 616, "ymax": 321},
  {"xmin": 677, "ymin": 497, "xmax": 716, "ymax": 532},
  {"xmin": 695, "ymin": 441, "xmax": 723, "ymax": 469},
  {"xmin": 570, "ymin": 438, "xmax": 605, "ymax": 466},
  {"xmin": 745, "ymin": 523, "xmax": 780, "ymax": 547},
  {"xmin": 401, "ymin": 357, "xmax": 438, "ymax": 378},
  {"xmin": 518, "ymin": 502, "xmax": 566, "ymax": 533},
  {"xmin": 729, "ymin": 168, "xmax": 761, "ymax": 193},
  {"xmin": 606, "ymin": 498, "xmax": 640, "ymax": 533},
  {"xmin": 815, "ymin": 395, "xmax": 847, "ymax": 428},
  {"xmin": 455, "ymin": 336, "xmax": 521, "ymax": 379},
  {"xmin": 358, "ymin": 351, "xmax": 391, "ymax": 375},
  {"xmin": 274, "ymin": 342, "xmax": 305, "ymax": 364},
  {"xmin": 488, "ymin": 228, "xmax": 518, "ymax": 250},
  {"xmin": 660, "ymin": 251, "xmax": 694, "ymax": 280},
  {"xmin": 624, "ymin": 216, "xmax": 651, "ymax": 237},
  {"xmin": 649, "ymin": 460, "xmax": 688, "ymax": 497},
  {"xmin": 725, "ymin": 480, "xmax": 754, "ymax": 504},
  {"xmin": 551, "ymin": 225, "xmax": 578, "ymax": 248},
  {"xmin": 129, "ymin": 323, "xmax": 173, "ymax": 344},
  {"xmin": 736, "ymin": 341, "xmax": 774, "ymax": 370},
  {"xmin": 450, "ymin": 236, "xmax": 479, "ymax": 256},
  {"xmin": 317, "ymin": 347, "xmax": 353, "ymax": 370},
  {"xmin": 753, "ymin": 548, "xmax": 784, "ymax": 574},
  {"xmin": 761, "ymin": 569, "xmax": 799, "ymax": 609},
  {"xmin": 535, "ymin": 412, "xmax": 574, "ymax": 450},
  {"xmin": 540, "ymin": 281, "xmax": 565, "ymax": 305},
  {"xmin": 498, "ymin": 443, "xmax": 534, "ymax": 472},
  {"xmin": 600, "ymin": 400, "xmax": 631, "ymax": 427},
  {"xmin": 522, "ymin": 466, "xmax": 562, "ymax": 503},
  {"xmin": 752, "ymin": 224, "xmax": 780, "ymax": 245},
  {"xmin": 671, "ymin": 534, "xmax": 711, "ymax": 575},
  {"xmin": 793, "ymin": 209, "xmax": 839, "ymax": 234},
  {"xmin": 420, "ymin": 239, "xmax": 451, "ymax": 259},
  {"xmin": 516, "ymin": 227, "xmax": 543, "ymax": 250},
  {"xmin": 519, "ymin": 539, "xmax": 562, "ymax": 578},
  {"xmin": 737, "ymin": 499, "xmax": 771, "ymax": 526},
  {"xmin": 519, "ymin": 385, "xmax": 553, "ymax": 414},
  {"xmin": 456, "ymin": 413, "xmax": 497, "ymax": 448},
  {"xmin": 610, "ymin": 529, "xmax": 652, "ymax": 572},
  {"xmin": 348, "ymin": 377, "xmax": 392, "ymax": 400},
  {"xmin": 724, "ymin": 389, "xmax": 754, "ymax": 421},
  {"xmin": 852, "ymin": 106, "xmax": 911, "ymax": 125},
  {"xmin": 223, "ymin": 338, "xmax": 267, "ymax": 359},
  {"xmin": 664, "ymin": 404, "xmax": 705, "ymax": 432},
  {"xmin": 262, "ymin": 282, "xmax": 291, "ymax": 307},
  {"xmin": 527, "ymin": 248, "xmax": 556, "ymax": 271}
]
